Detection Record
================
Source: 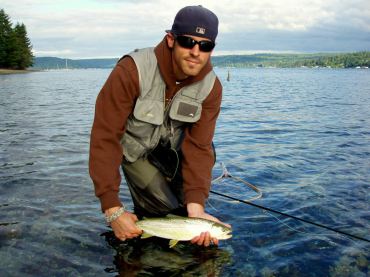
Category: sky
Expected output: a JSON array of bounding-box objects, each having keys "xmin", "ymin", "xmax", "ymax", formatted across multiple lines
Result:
[{"xmin": 1, "ymin": 0, "xmax": 370, "ymax": 59}]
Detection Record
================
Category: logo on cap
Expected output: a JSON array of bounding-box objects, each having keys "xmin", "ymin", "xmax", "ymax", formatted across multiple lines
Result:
[{"xmin": 196, "ymin": 27, "xmax": 205, "ymax": 34}]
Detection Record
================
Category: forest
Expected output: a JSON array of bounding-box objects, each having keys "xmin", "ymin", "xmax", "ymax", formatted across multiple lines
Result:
[
  {"xmin": 0, "ymin": 9, "xmax": 33, "ymax": 70},
  {"xmin": 212, "ymin": 52, "xmax": 370, "ymax": 68}
]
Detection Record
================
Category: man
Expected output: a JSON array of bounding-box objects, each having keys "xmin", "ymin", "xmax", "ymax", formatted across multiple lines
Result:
[{"xmin": 89, "ymin": 5, "xmax": 229, "ymax": 247}]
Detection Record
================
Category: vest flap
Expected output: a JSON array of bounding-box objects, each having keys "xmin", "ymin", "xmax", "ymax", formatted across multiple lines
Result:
[
  {"xmin": 169, "ymin": 97, "xmax": 202, "ymax": 123},
  {"xmin": 133, "ymin": 98, "xmax": 164, "ymax": 125}
]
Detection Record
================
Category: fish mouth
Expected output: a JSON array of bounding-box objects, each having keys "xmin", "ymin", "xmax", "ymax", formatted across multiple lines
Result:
[{"xmin": 223, "ymin": 232, "xmax": 232, "ymax": 239}]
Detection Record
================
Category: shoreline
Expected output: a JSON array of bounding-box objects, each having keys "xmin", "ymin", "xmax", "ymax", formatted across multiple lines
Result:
[{"xmin": 0, "ymin": 69, "xmax": 39, "ymax": 75}]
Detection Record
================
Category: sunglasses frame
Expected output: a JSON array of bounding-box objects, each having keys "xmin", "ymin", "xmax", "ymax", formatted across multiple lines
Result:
[{"xmin": 175, "ymin": 35, "xmax": 215, "ymax": 52}]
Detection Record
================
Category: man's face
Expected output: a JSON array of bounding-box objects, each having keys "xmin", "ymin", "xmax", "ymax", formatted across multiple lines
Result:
[{"xmin": 167, "ymin": 34, "xmax": 213, "ymax": 80}]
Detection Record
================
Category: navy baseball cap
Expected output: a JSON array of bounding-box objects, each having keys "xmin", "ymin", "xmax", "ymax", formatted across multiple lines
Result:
[{"xmin": 166, "ymin": 5, "xmax": 219, "ymax": 42}]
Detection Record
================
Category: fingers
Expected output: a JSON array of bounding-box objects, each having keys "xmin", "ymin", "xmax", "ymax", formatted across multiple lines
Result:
[
  {"xmin": 114, "ymin": 230, "xmax": 138, "ymax": 241},
  {"xmin": 203, "ymin": 232, "xmax": 211, "ymax": 247},
  {"xmin": 191, "ymin": 236, "xmax": 199, "ymax": 244},
  {"xmin": 115, "ymin": 230, "xmax": 140, "ymax": 241},
  {"xmin": 117, "ymin": 232, "xmax": 138, "ymax": 241},
  {"xmin": 213, "ymin": 238, "xmax": 219, "ymax": 245},
  {"xmin": 111, "ymin": 212, "xmax": 142, "ymax": 241},
  {"xmin": 191, "ymin": 232, "xmax": 218, "ymax": 247}
]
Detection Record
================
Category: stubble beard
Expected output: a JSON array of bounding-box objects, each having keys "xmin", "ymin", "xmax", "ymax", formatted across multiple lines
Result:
[{"xmin": 181, "ymin": 56, "xmax": 204, "ymax": 77}]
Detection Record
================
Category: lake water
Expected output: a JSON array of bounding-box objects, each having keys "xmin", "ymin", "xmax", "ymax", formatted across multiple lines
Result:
[{"xmin": 0, "ymin": 68, "xmax": 369, "ymax": 276}]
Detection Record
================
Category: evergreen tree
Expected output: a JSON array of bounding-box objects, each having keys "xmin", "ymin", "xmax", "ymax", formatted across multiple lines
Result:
[
  {"xmin": 0, "ymin": 9, "xmax": 34, "ymax": 69},
  {"xmin": 12, "ymin": 23, "xmax": 34, "ymax": 69},
  {"xmin": 0, "ymin": 9, "xmax": 13, "ymax": 68}
]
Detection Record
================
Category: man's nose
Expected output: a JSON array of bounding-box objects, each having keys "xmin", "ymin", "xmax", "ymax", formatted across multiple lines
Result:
[{"xmin": 189, "ymin": 44, "xmax": 200, "ymax": 56}]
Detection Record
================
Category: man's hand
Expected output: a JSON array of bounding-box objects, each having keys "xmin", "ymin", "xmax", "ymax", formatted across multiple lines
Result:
[
  {"xmin": 187, "ymin": 203, "xmax": 231, "ymax": 247},
  {"xmin": 105, "ymin": 206, "xmax": 142, "ymax": 241}
]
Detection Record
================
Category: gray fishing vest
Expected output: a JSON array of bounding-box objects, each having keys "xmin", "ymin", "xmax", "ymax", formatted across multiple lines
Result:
[{"xmin": 121, "ymin": 47, "xmax": 216, "ymax": 162}]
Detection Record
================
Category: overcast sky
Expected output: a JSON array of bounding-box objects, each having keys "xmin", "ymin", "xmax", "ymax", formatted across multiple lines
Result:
[{"xmin": 2, "ymin": 0, "xmax": 370, "ymax": 58}]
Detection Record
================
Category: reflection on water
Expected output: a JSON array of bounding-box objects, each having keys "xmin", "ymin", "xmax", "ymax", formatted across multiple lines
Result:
[{"xmin": 101, "ymin": 231, "xmax": 232, "ymax": 276}]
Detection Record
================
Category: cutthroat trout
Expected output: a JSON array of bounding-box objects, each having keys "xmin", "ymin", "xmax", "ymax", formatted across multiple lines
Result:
[{"xmin": 135, "ymin": 216, "xmax": 232, "ymax": 248}]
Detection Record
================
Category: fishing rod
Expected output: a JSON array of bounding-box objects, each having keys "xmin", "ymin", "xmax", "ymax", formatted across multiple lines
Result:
[{"xmin": 211, "ymin": 163, "xmax": 370, "ymax": 243}]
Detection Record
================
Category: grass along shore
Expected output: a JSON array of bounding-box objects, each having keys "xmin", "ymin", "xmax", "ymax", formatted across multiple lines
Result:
[{"xmin": 0, "ymin": 68, "xmax": 36, "ymax": 74}]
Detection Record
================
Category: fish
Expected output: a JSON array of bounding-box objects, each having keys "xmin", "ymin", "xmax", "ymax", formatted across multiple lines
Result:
[{"xmin": 135, "ymin": 216, "xmax": 232, "ymax": 248}]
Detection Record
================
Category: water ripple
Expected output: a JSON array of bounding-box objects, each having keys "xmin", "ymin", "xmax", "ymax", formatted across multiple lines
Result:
[{"xmin": 1, "ymin": 68, "xmax": 369, "ymax": 276}]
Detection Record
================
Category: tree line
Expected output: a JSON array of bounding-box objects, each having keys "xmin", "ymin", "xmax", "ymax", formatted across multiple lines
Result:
[
  {"xmin": 212, "ymin": 52, "xmax": 370, "ymax": 68},
  {"xmin": 287, "ymin": 52, "xmax": 370, "ymax": 68},
  {"xmin": 0, "ymin": 9, "xmax": 33, "ymax": 70}
]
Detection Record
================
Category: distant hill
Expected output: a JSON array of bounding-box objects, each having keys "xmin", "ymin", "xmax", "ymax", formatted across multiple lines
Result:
[
  {"xmin": 32, "ymin": 57, "xmax": 119, "ymax": 69},
  {"xmin": 32, "ymin": 51, "xmax": 370, "ymax": 70},
  {"xmin": 212, "ymin": 52, "xmax": 370, "ymax": 68}
]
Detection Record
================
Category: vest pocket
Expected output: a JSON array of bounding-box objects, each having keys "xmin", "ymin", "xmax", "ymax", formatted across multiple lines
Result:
[
  {"xmin": 121, "ymin": 132, "xmax": 147, "ymax": 162},
  {"xmin": 133, "ymin": 97, "xmax": 164, "ymax": 125},
  {"xmin": 169, "ymin": 97, "xmax": 202, "ymax": 123}
]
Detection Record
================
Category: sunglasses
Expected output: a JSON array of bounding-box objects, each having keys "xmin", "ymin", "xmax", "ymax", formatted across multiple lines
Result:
[{"xmin": 175, "ymin": 35, "xmax": 215, "ymax": 52}]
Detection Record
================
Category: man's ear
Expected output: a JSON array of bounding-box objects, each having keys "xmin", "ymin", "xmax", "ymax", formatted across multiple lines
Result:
[{"xmin": 166, "ymin": 33, "xmax": 175, "ymax": 49}]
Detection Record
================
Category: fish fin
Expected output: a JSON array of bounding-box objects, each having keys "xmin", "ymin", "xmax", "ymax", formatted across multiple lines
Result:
[
  {"xmin": 169, "ymin": 239, "xmax": 179, "ymax": 248},
  {"xmin": 140, "ymin": 232, "xmax": 153, "ymax": 239}
]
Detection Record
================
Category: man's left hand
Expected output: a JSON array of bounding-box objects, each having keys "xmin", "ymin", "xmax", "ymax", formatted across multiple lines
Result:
[{"xmin": 187, "ymin": 203, "xmax": 231, "ymax": 247}]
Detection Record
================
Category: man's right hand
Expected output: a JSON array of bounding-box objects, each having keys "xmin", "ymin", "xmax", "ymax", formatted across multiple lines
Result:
[{"xmin": 105, "ymin": 206, "xmax": 142, "ymax": 241}]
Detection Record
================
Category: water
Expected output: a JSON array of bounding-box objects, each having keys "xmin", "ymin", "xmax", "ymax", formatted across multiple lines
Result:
[{"xmin": 0, "ymin": 68, "xmax": 369, "ymax": 276}]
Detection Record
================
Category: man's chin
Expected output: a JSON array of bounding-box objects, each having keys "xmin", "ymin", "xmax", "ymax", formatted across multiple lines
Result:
[{"xmin": 183, "ymin": 67, "xmax": 202, "ymax": 77}]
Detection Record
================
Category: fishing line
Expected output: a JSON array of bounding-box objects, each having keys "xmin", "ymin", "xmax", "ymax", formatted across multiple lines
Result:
[
  {"xmin": 262, "ymin": 210, "xmax": 309, "ymax": 235},
  {"xmin": 211, "ymin": 162, "xmax": 263, "ymax": 202},
  {"xmin": 211, "ymin": 163, "xmax": 370, "ymax": 243}
]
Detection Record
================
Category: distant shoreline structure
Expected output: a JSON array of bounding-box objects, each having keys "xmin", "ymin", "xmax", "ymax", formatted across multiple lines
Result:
[{"xmin": 31, "ymin": 51, "xmax": 370, "ymax": 70}]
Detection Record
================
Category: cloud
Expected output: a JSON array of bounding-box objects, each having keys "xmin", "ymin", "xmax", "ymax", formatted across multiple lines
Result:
[
  {"xmin": 1, "ymin": 0, "xmax": 369, "ymax": 58},
  {"xmin": 215, "ymin": 0, "xmax": 332, "ymax": 32},
  {"xmin": 214, "ymin": 0, "xmax": 370, "ymax": 53}
]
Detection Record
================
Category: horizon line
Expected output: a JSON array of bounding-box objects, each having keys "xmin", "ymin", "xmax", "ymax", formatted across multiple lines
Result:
[{"xmin": 34, "ymin": 50, "xmax": 369, "ymax": 60}]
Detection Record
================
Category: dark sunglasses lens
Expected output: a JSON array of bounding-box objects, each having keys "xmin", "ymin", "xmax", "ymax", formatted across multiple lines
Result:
[
  {"xmin": 176, "ymin": 36, "xmax": 215, "ymax": 52},
  {"xmin": 176, "ymin": 36, "xmax": 195, "ymax": 49},
  {"xmin": 199, "ymin": 41, "xmax": 215, "ymax": 52}
]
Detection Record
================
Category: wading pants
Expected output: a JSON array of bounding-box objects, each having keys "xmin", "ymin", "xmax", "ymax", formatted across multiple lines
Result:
[{"xmin": 121, "ymin": 158, "xmax": 186, "ymax": 218}]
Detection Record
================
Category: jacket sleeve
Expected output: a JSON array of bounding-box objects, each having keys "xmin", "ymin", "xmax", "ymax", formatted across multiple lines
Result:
[
  {"xmin": 89, "ymin": 57, "xmax": 139, "ymax": 212},
  {"xmin": 181, "ymin": 77, "xmax": 223, "ymax": 207}
]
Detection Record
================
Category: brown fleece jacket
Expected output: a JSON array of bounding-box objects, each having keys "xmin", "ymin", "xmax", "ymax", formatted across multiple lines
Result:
[{"xmin": 89, "ymin": 37, "xmax": 222, "ymax": 212}]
